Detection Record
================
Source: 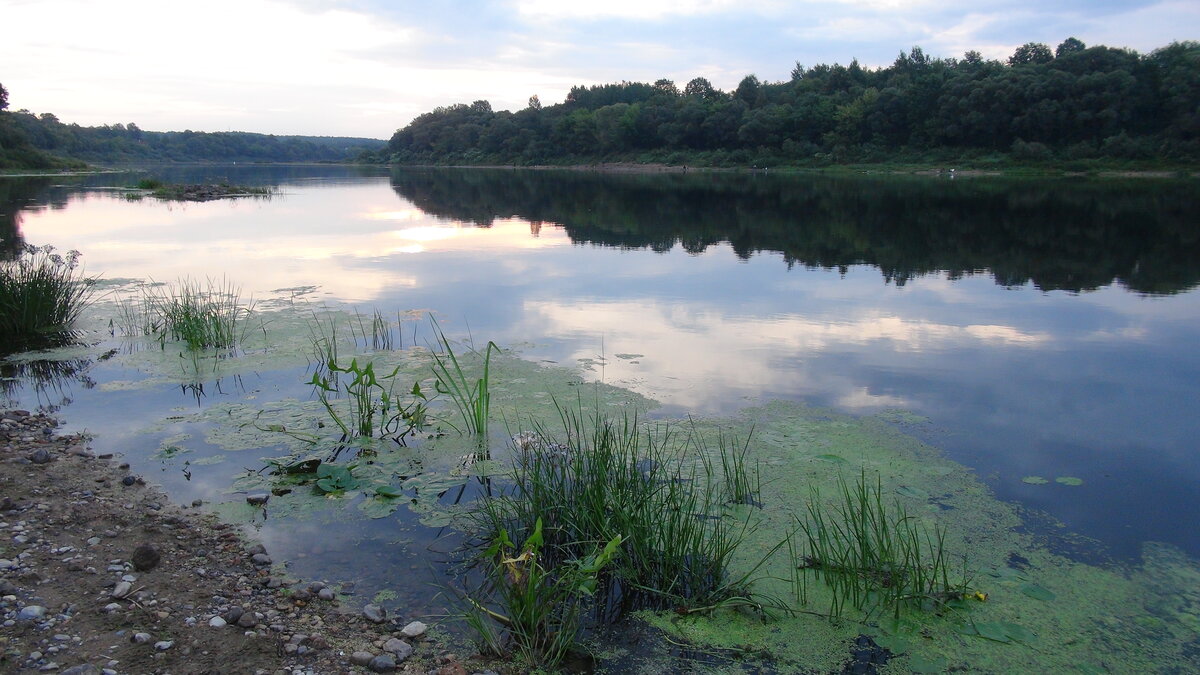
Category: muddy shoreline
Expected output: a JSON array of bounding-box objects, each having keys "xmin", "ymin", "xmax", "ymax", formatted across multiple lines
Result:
[{"xmin": 0, "ymin": 410, "xmax": 496, "ymax": 675}]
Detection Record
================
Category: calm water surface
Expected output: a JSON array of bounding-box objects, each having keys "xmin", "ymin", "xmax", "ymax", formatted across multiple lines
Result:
[{"xmin": 3, "ymin": 165, "xmax": 1199, "ymax": 571}]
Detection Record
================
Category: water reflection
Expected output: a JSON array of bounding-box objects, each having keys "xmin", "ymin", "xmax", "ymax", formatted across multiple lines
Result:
[
  {"xmin": 390, "ymin": 168, "xmax": 1200, "ymax": 295},
  {"xmin": 3, "ymin": 166, "xmax": 1200, "ymax": 563}
]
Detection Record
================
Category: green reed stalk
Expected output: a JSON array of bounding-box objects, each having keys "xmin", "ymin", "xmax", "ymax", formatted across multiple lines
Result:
[
  {"xmin": 430, "ymin": 319, "xmax": 497, "ymax": 436},
  {"xmin": 0, "ymin": 244, "xmax": 97, "ymax": 353}
]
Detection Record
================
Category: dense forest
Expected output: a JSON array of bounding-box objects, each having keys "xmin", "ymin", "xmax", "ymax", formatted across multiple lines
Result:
[
  {"xmin": 0, "ymin": 83, "xmax": 385, "ymax": 168},
  {"xmin": 376, "ymin": 39, "xmax": 1200, "ymax": 167},
  {"xmin": 390, "ymin": 167, "xmax": 1200, "ymax": 295}
]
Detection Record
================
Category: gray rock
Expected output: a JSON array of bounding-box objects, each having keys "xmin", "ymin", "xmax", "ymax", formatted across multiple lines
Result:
[
  {"xmin": 349, "ymin": 651, "xmax": 375, "ymax": 666},
  {"xmin": 130, "ymin": 632, "xmax": 152, "ymax": 644},
  {"xmin": 246, "ymin": 494, "xmax": 270, "ymax": 506},
  {"xmin": 29, "ymin": 449, "xmax": 52, "ymax": 464},
  {"xmin": 60, "ymin": 665, "xmax": 101, "ymax": 675},
  {"xmin": 317, "ymin": 588, "xmax": 335, "ymax": 601},
  {"xmin": 111, "ymin": 581, "xmax": 132, "ymax": 599},
  {"xmin": 400, "ymin": 620, "xmax": 427, "ymax": 638},
  {"xmin": 153, "ymin": 640, "xmax": 173, "ymax": 651},
  {"xmin": 368, "ymin": 654, "xmax": 396, "ymax": 673},
  {"xmin": 121, "ymin": 476, "xmax": 137, "ymax": 486},
  {"xmin": 224, "ymin": 606, "xmax": 244, "ymax": 623},
  {"xmin": 251, "ymin": 553, "xmax": 272, "ymax": 566},
  {"xmin": 245, "ymin": 543, "xmax": 267, "ymax": 556},
  {"xmin": 237, "ymin": 612, "xmax": 258, "ymax": 628},
  {"xmin": 362, "ymin": 604, "xmax": 386, "ymax": 623},
  {"xmin": 382, "ymin": 638, "xmax": 413, "ymax": 661},
  {"xmin": 17, "ymin": 605, "xmax": 47, "ymax": 621},
  {"xmin": 131, "ymin": 544, "xmax": 161, "ymax": 571},
  {"xmin": 208, "ymin": 616, "xmax": 227, "ymax": 628}
]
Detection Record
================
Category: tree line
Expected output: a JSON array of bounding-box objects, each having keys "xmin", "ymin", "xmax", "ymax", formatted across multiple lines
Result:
[
  {"xmin": 375, "ymin": 39, "xmax": 1200, "ymax": 167},
  {"xmin": 0, "ymin": 85, "xmax": 385, "ymax": 168}
]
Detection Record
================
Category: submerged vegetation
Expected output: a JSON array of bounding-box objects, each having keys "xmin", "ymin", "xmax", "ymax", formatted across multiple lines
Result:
[{"xmin": 0, "ymin": 244, "xmax": 97, "ymax": 354}]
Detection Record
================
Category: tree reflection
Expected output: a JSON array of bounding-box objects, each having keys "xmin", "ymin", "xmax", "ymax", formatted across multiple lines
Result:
[{"xmin": 391, "ymin": 169, "xmax": 1200, "ymax": 295}]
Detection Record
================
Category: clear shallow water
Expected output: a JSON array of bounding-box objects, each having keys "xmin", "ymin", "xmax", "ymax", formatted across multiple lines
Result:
[{"xmin": 3, "ymin": 166, "xmax": 1199, "ymax": 569}]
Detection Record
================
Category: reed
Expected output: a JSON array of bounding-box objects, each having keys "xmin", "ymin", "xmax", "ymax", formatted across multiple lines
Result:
[
  {"xmin": 794, "ymin": 470, "xmax": 967, "ymax": 619},
  {"xmin": 142, "ymin": 277, "xmax": 255, "ymax": 351},
  {"xmin": 430, "ymin": 320, "xmax": 497, "ymax": 436},
  {"xmin": 0, "ymin": 244, "xmax": 97, "ymax": 353},
  {"xmin": 307, "ymin": 357, "xmax": 428, "ymax": 456}
]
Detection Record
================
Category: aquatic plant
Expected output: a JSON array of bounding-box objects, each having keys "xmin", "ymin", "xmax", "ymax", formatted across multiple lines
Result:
[
  {"xmin": 0, "ymin": 244, "xmax": 97, "ymax": 353},
  {"xmin": 307, "ymin": 356, "xmax": 428, "ymax": 453},
  {"xmin": 469, "ymin": 405, "xmax": 771, "ymax": 620},
  {"xmin": 141, "ymin": 277, "xmax": 256, "ymax": 351},
  {"xmin": 794, "ymin": 470, "xmax": 969, "ymax": 619},
  {"xmin": 464, "ymin": 518, "xmax": 623, "ymax": 666},
  {"xmin": 430, "ymin": 320, "xmax": 497, "ymax": 436}
]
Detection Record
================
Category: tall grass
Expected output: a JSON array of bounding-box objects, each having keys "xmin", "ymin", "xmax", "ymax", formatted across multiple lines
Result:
[
  {"xmin": 430, "ymin": 320, "xmax": 497, "ymax": 436},
  {"xmin": 141, "ymin": 277, "xmax": 255, "ymax": 351},
  {"xmin": 0, "ymin": 244, "xmax": 97, "ymax": 353},
  {"xmin": 794, "ymin": 470, "xmax": 967, "ymax": 619}
]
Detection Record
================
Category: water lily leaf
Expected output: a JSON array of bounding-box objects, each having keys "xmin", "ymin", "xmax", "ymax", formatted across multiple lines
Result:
[
  {"xmin": 375, "ymin": 485, "xmax": 404, "ymax": 498},
  {"xmin": 896, "ymin": 485, "xmax": 929, "ymax": 499},
  {"xmin": 358, "ymin": 496, "xmax": 402, "ymax": 519},
  {"xmin": 1021, "ymin": 476, "xmax": 1049, "ymax": 485},
  {"xmin": 1055, "ymin": 476, "xmax": 1084, "ymax": 486},
  {"xmin": 1020, "ymin": 583, "xmax": 1056, "ymax": 601}
]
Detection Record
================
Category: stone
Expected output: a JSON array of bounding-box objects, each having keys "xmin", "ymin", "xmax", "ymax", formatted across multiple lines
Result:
[
  {"xmin": 29, "ymin": 449, "xmax": 52, "ymax": 464},
  {"xmin": 237, "ymin": 612, "xmax": 258, "ymax": 628},
  {"xmin": 349, "ymin": 651, "xmax": 375, "ymax": 666},
  {"xmin": 362, "ymin": 604, "xmax": 386, "ymax": 624},
  {"xmin": 245, "ymin": 494, "xmax": 270, "ymax": 506},
  {"xmin": 131, "ymin": 632, "xmax": 152, "ymax": 644},
  {"xmin": 382, "ymin": 638, "xmax": 413, "ymax": 661},
  {"xmin": 400, "ymin": 621, "xmax": 427, "ymax": 638},
  {"xmin": 121, "ymin": 476, "xmax": 137, "ymax": 487},
  {"xmin": 153, "ymin": 640, "xmax": 173, "ymax": 651},
  {"xmin": 17, "ymin": 605, "xmax": 47, "ymax": 621},
  {"xmin": 208, "ymin": 616, "xmax": 227, "ymax": 628},
  {"xmin": 131, "ymin": 544, "xmax": 161, "ymax": 571},
  {"xmin": 60, "ymin": 665, "xmax": 101, "ymax": 675},
  {"xmin": 111, "ymin": 581, "xmax": 132, "ymax": 599},
  {"xmin": 251, "ymin": 553, "xmax": 272, "ymax": 566},
  {"xmin": 317, "ymin": 588, "xmax": 334, "ymax": 601},
  {"xmin": 224, "ymin": 606, "xmax": 244, "ymax": 623},
  {"xmin": 368, "ymin": 654, "xmax": 396, "ymax": 673}
]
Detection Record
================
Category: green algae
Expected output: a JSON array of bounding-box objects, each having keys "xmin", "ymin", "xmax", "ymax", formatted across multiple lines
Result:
[
  {"xmin": 1056, "ymin": 476, "xmax": 1084, "ymax": 486},
  {"xmin": 621, "ymin": 400, "xmax": 1200, "ymax": 673},
  {"xmin": 1022, "ymin": 476, "xmax": 1050, "ymax": 484}
]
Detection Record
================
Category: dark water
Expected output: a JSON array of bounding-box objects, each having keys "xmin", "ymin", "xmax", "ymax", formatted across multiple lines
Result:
[{"xmin": 3, "ymin": 166, "xmax": 1199, "ymax": 569}]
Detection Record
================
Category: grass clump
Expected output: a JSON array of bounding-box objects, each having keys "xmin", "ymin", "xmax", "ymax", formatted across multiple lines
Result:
[
  {"xmin": 0, "ymin": 244, "xmax": 97, "ymax": 353},
  {"xmin": 306, "ymin": 357, "xmax": 428, "ymax": 458},
  {"xmin": 461, "ymin": 405, "xmax": 777, "ymax": 665},
  {"xmin": 140, "ymin": 277, "xmax": 255, "ymax": 351},
  {"xmin": 794, "ymin": 470, "xmax": 970, "ymax": 619}
]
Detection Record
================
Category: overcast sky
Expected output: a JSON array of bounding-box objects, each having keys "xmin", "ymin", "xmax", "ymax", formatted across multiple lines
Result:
[{"xmin": 2, "ymin": 0, "xmax": 1196, "ymax": 139}]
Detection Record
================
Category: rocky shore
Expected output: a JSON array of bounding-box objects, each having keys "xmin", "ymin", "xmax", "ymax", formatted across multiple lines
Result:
[{"xmin": 0, "ymin": 410, "xmax": 496, "ymax": 675}]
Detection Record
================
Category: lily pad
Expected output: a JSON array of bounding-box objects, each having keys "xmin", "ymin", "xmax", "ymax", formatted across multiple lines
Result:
[
  {"xmin": 1055, "ymin": 476, "xmax": 1084, "ymax": 486},
  {"xmin": 1021, "ymin": 476, "xmax": 1049, "ymax": 485}
]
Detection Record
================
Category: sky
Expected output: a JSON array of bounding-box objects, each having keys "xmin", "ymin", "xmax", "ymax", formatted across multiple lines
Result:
[{"xmin": 2, "ymin": 0, "xmax": 1197, "ymax": 139}]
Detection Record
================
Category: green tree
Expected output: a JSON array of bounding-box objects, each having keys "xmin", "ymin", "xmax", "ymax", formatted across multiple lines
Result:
[
  {"xmin": 1009, "ymin": 42, "xmax": 1054, "ymax": 66},
  {"xmin": 1056, "ymin": 37, "xmax": 1086, "ymax": 58},
  {"xmin": 0, "ymin": 82, "xmax": 8, "ymax": 111}
]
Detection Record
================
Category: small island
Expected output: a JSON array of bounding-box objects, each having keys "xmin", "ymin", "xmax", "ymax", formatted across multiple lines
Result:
[{"xmin": 130, "ymin": 178, "xmax": 275, "ymax": 202}]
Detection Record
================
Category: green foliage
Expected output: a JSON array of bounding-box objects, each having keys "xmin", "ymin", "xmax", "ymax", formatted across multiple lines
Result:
[
  {"xmin": 430, "ymin": 320, "xmax": 497, "ymax": 436},
  {"xmin": 314, "ymin": 462, "xmax": 361, "ymax": 494},
  {"xmin": 794, "ymin": 470, "xmax": 969, "ymax": 619},
  {"xmin": 464, "ymin": 518, "xmax": 623, "ymax": 666},
  {"xmin": 0, "ymin": 244, "xmax": 97, "ymax": 353},
  {"xmin": 138, "ymin": 278, "xmax": 255, "ymax": 351},
  {"xmin": 307, "ymin": 356, "xmax": 428, "ymax": 448},
  {"xmin": 377, "ymin": 39, "xmax": 1200, "ymax": 166}
]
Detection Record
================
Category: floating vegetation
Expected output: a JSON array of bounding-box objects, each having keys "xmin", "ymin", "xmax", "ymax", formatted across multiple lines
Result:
[
  {"xmin": 306, "ymin": 356, "xmax": 429, "ymax": 456},
  {"xmin": 1055, "ymin": 476, "xmax": 1084, "ymax": 486},
  {"xmin": 0, "ymin": 244, "xmax": 98, "ymax": 354},
  {"xmin": 1021, "ymin": 476, "xmax": 1049, "ymax": 484},
  {"xmin": 128, "ymin": 177, "xmax": 275, "ymax": 202}
]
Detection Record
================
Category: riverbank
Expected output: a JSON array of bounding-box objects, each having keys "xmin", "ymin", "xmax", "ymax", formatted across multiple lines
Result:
[{"xmin": 0, "ymin": 410, "xmax": 494, "ymax": 675}]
